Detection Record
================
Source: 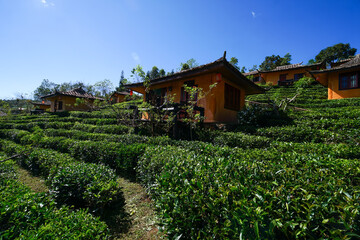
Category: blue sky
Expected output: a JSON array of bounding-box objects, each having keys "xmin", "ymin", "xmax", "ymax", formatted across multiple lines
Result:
[{"xmin": 0, "ymin": 0, "xmax": 359, "ymax": 99}]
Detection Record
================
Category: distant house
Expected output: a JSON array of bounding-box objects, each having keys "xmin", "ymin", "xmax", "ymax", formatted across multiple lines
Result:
[
  {"xmin": 244, "ymin": 62, "xmax": 325, "ymax": 86},
  {"xmin": 311, "ymin": 54, "xmax": 360, "ymax": 99},
  {"xmin": 31, "ymin": 101, "xmax": 51, "ymax": 111},
  {"xmin": 125, "ymin": 54, "xmax": 265, "ymax": 123},
  {"xmin": 41, "ymin": 88, "xmax": 104, "ymax": 112},
  {"xmin": 110, "ymin": 91, "xmax": 130, "ymax": 104}
]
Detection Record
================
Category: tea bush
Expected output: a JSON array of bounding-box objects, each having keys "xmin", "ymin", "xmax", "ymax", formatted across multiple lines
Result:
[
  {"xmin": 0, "ymin": 176, "xmax": 109, "ymax": 239},
  {"xmin": 138, "ymin": 146, "xmax": 360, "ymax": 239},
  {"xmin": 49, "ymin": 162, "xmax": 123, "ymax": 211}
]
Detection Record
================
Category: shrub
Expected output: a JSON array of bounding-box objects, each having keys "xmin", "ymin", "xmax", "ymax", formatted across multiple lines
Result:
[
  {"xmin": 212, "ymin": 131, "xmax": 271, "ymax": 148},
  {"xmin": 49, "ymin": 162, "xmax": 123, "ymax": 211},
  {"xmin": 294, "ymin": 77, "xmax": 316, "ymax": 88},
  {"xmin": 138, "ymin": 146, "xmax": 360, "ymax": 239},
  {"xmin": 0, "ymin": 178, "xmax": 109, "ymax": 239}
]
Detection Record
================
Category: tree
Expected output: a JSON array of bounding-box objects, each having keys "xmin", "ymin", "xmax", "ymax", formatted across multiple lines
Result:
[
  {"xmin": 259, "ymin": 53, "xmax": 292, "ymax": 71},
  {"xmin": 33, "ymin": 79, "xmax": 59, "ymax": 100},
  {"xmin": 240, "ymin": 66, "xmax": 247, "ymax": 73},
  {"xmin": 180, "ymin": 58, "xmax": 199, "ymax": 71},
  {"xmin": 248, "ymin": 65, "xmax": 258, "ymax": 72},
  {"xmin": 130, "ymin": 65, "xmax": 146, "ymax": 82},
  {"xmin": 181, "ymin": 63, "xmax": 190, "ymax": 71},
  {"xmin": 149, "ymin": 66, "xmax": 160, "ymax": 80},
  {"xmin": 307, "ymin": 59, "xmax": 316, "ymax": 65},
  {"xmin": 159, "ymin": 69, "xmax": 166, "ymax": 77},
  {"xmin": 280, "ymin": 53, "xmax": 292, "ymax": 65},
  {"xmin": 315, "ymin": 43, "xmax": 357, "ymax": 64},
  {"xmin": 229, "ymin": 57, "xmax": 240, "ymax": 70},
  {"xmin": 117, "ymin": 71, "xmax": 128, "ymax": 92},
  {"xmin": 93, "ymin": 79, "xmax": 114, "ymax": 97}
]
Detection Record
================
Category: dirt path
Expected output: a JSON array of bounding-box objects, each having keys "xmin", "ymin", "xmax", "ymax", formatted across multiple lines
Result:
[{"xmin": 115, "ymin": 177, "xmax": 163, "ymax": 240}]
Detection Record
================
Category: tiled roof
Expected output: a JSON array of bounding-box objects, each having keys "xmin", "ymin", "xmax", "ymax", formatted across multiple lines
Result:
[
  {"xmin": 311, "ymin": 54, "xmax": 360, "ymax": 73},
  {"xmin": 244, "ymin": 62, "xmax": 324, "ymax": 75},
  {"xmin": 243, "ymin": 70, "xmax": 259, "ymax": 76},
  {"xmin": 41, "ymin": 88, "xmax": 104, "ymax": 100},
  {"xmin": 112, "ymin": 91, "xmax": 130, "ymax": 96},
  {"xmin": 271, "ymin": 62, "xmax": 303, "ymax": 71},
  {"xmin": 125, "ymin": 54, "xmax": 265, "ymax": 95},
  {"xmin": 31, "ymin": 101, "xmax": 51, "ymax": 106}
]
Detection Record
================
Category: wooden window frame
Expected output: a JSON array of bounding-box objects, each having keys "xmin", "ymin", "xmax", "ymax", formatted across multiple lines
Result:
[
  {"xmin": 279, "ymin": 74, "xmax": 287, "ymax": 81},
  {"xmin": 180, "ymin": 80, "xmax": 197, "ymax": 105},
  {"xmin": 294, "ymin": 73, "xmax": 304, "ymax": 81},
  {"xmin": 339, "ymin": 72, "xmax": 359, "ymax": 90},
  {"xmin": 58, "ymin": 101, "xmax": 63, "ymax": 110},
  {"xmin": 224, "ymin": 83, "xmax": 241, "ymax": 111}
]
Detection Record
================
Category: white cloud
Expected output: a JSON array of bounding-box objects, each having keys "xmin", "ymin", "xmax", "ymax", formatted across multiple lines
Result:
[
  {"xmin": 132, "ymin": 52, "xmax": 140, "ymax": 62},
  {"xmin": 41, "ymin": 0, "xmax": 55, "ymax": 7},
  {"xmin": 251, "ymin": 11, "xmax": 256, "ymax": 18}
]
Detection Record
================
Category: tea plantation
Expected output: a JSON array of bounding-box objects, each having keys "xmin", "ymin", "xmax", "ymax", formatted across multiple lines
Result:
[{"xmin": 1, "ymin": 83, "xmax": 359, "ymax": 239}]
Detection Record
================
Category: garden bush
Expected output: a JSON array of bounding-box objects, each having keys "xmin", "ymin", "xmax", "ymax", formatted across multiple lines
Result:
[
  {"xmin": 49, "ymin": 162, "xmax": 123, "ymax": 211},
  {"xmin": 0, "ymin": 162, "xmax": 110, "ymax": 239},
  {"xmin": 138, "ymin": 146, "xmax": 360, "ymax": 239}
]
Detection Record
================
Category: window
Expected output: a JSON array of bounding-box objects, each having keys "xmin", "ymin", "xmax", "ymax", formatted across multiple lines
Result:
[
  {"xmin": 279, "ymin": 74, "xmax": 287, "ymax": 81},
  {"xmin": 253, "ymin": 76, "xmax": 260, "ymax": 82},
  {"xmin": 180, "ymin": 80, "xmax": 198, "ymax": 104},
  {"xmin": 339, "ymin": 72, "xmax": 359, "ymax": 90},
  {"xmin": 146, "ymin": 88, "xmax": 167, "ymax": 106},
  {"xmin": 294, "ymin": 73, "xmax": 304, "ymax": 81},
  {"xmin": 224, "ymin": 83, "xmax": 240, "ymax": 111},
  {"xmin": 58, "ymin": 101, "xmax": 63, "ymax": 110}
]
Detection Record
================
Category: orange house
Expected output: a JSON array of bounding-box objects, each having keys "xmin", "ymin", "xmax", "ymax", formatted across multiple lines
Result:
[
  {"xmin": 41, "ymin": 88, "xmax": 104, "ymax": 112},
  {"xmin": 311, "ymin": 54, "xmax": 360, "ymax": 99},
  {"xmin": 110, "ymin": 91, "xmax": 130, "ymax": 104},
  {"xmin": 245, "ymin": 62, "xmax": 325, "ymax": 86},
  {"xmin": 31, "ymin": 101, "xmax": 51, "ymax": 111},
  {"xmin": 125, "ymin": 55, "xmax": 265, "ymax": 123}
]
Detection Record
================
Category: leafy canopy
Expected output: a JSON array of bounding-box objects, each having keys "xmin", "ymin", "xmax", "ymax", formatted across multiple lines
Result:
[
  {"xmin": 315, "ymin": 43, "xmax": 357, "ymax": 64},
  {"xmin": 259, "ymin": 53, "xmax": 292, "ymax": 71}
]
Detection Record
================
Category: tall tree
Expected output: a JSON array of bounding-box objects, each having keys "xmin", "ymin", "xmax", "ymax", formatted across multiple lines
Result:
[
  {"xmin": 149, "ymin": 66, "xmax": 160, "ymax": 79},
  {"xmin": 229, "ymin": 57, "xmax": 240, "ymax": 70},
  {"xmin": 159, "ymin": 69, "xmax": 166, "ymax": 77},
  {"xmin": 315, "ymin": 43, "xmax": 357, "ymax": 64},
  {"xmin": 259, "ymin": 53, "xmax": 292, "ymax": 71},
  {"xmin": 280, "ymin": 53, "xmax": 292, "ymax": 65},
  {"xmin": 33, "ymin": 79, "xmax": 59, "ymax": 100},
  {"xmin": 131, "ymin": 65, "xmax": 146, "ymax": 82},
  {"xmin": 180, "ymin": 58, "xmax": 199, "ymax": 71},
  {"xmin": 248, "ymin": 65, "xmax": 258, "ymax": 72},
  {"xmin": 94, "ymin": 79, "xmax": 114, "ymax": 97},
  {"xmin": 117, "ymin": 70, "xmax": 128, "ymax": 92}
]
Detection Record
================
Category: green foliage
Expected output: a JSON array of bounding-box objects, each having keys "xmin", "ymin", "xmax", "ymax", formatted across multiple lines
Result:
[
  {"xmin": 0, "ymin": 177, "xmax": 109, "ymax": 239},
  {"xmin": 229, "ymin": 57, "xmax": 240, "ymax": 70},
  {"xmin": 49, "ymin": 162, "xmax": 122, "ymax": 210},
  {"xmin": 138, "ymin": 146, "xmax": 360, "ymax": 239},
  {"xmin": 259, "ymin": 53, "xmax": 292, "ymax": 71},
  {"xmin": 237, "ymin": 104, "xmax": 287, "ymax": 127},
  {"xmin": 293, "ymin": 76, "xmax": 316, "ymax": 88},
  {"xmin": 315, "ymin": 43, "xmax": 357, "ymax": 64}
]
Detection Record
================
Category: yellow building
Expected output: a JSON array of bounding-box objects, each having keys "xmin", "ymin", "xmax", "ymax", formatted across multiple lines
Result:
[
  {"xmin": 31, "ymin": 101, "xmax": 51, "ymax": 111},
  {"xmin": 41, "ymin": 88, "xmax": 104, "ymax": 112},
  {"xmin": 110, "ymin": 91, "xmax": 130, "ymax": 104},
  {"xmin": 125, "ymin": 55, "xmax": 265, "ymax": 123},
  {"xmin": 245, "ymin": 62, "xmax": 325, "ymax": 86},
  {"xmin": 311, "ymin": 54, "xmax": 360, "ymax": 99}
]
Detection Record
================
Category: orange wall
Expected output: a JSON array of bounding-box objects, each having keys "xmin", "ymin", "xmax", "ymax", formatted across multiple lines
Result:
[
  {"xmin": 139, "ymin": 73, "xmax": 245, "ymax": 123},
  {"xmin": 46, "ymin": 95, "xmax": 96, "ymax": 112},
  {"xmin": 261, "ymin": 68, "xmax": 313, "ymax": 85},
  {"xmin": 113, "ymin": 94, "xmax": 126, "ymax": 103},
  {"xmin": 327, "ymin": 70, "xmax": 360, "ymax": 99}
]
